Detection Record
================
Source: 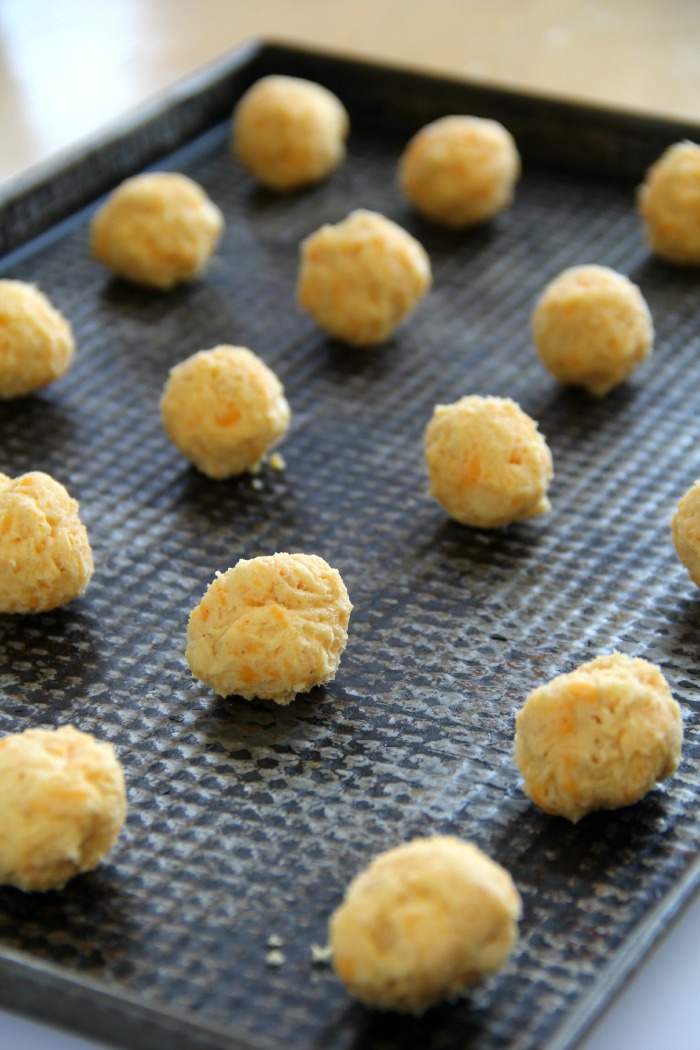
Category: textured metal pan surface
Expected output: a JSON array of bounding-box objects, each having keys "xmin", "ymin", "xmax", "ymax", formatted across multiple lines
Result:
[{"xmin": 0, "ymin": 42, "xmax": 698, "ymax": 1050}]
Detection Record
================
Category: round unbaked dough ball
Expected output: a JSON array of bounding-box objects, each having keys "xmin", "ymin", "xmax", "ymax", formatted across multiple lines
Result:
[
  {"xmin": 671, "ymin": 479, "xmax": 700, "ymax": 588},
  {"xmin": 638, "ymin": 141, "xmax": 700, "ymax": 264},
  {"xmin": 0, "ymin": 472, "xmax": 94, "ymax": 614},
  {"xmin": 329, "ymin": 836, "xmax": 522, "ymax": 1014},
  {"xmin": 424, "ymin": 395, "xmax": 553, "ymax": 528},
  {"xmin": 398, "ymin": 115, "xmax": 521, "ymax": 228},
  {"xmin": 232, "ymin": 75, "xmax": 349, "ymax": 191},
  {"xmin": 186, "ymin": 552, "xmax": 352, "ymax": 703},
  {"xmin": 515, "ymin": 652, "xmax": 683, "ymax": 823},
  {"xmin": 297, "ymin": 209, "xmax": 431, "ymax": 347},
  {"xmin": 160, "ymin": 345, "xmax": 290, "ymax": 479},
  {"xmin": 0, "ymin": 280, "xmax": 74, "ymax": 399},
  {"xmin": 0, "ymin": 725, "xmax": 126, "ymax": 892},
  {"xmin": 532, "ymin": 265, "xmax": 653, "ymax": 396},
  {"xmin": 90, "ymin": 172, "xmax": 224, "ymax": 289}
]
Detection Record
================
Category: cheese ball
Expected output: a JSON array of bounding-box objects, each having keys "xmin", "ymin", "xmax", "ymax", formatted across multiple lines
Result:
[
  {"xmin": 160, "ymin": 345, "xmax": 290, "ymax": 479},
  {"xmin": 515, "ymin": 652, "xmax": 683, "ymax": 823},
  {"xmin": 232, "ymin": 75, "xmax": 349, "ymax": 192},
  {"xmin": 532, "ymin": 265, "xmax": 653, "ymax": 396},
  {"xmin": 297, "ymin": 209, "xmax": 431, "ymax": 347},
  {"xmin": 0, "ymin": 280, "xmax": 74, "ymax": 399},
  {"xmin": 186, "ymin": 552, "xmax": 352, "ymax": 703},
  {"xmin": 398, "ymin": 115, "xmax": 521, "ymax": 228},
  {"xmin": 90, "ymin": 172, "xmax": 224, "ymax": 289},
  {"xmin": 638, "ymin": 141, "xmax": 700, "ymax": 264},
  {"xmin": 671, "ymin": 479, "xmax": 700, "ymax": 588},
  {"xmin": 329, "ymin": 836, "xmax": 522, "ymax": 1014},
  {"xmin": 0, "ymin": 725, "xmax": 126, "ymax": 892},
  {"xmin": 424, "ymin": 395, "xmax": 553, "ymax": 528},
  {"xmin": 0, "ymin": 472, "xmax": 94, "ymax": 614}
]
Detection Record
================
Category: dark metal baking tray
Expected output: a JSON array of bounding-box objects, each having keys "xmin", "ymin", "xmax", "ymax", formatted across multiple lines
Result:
[{"xmin": 0, "ymin": 39, "xmax": 699, "ymax": 1050}]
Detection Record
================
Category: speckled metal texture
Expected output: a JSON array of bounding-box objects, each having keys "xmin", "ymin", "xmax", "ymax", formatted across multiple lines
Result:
[{"xmin": 0, "ymin": 43, "xmax": 699, "ymax": 1050}]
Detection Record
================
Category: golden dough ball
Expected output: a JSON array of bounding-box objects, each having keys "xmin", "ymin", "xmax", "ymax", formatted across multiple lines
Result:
[
  {"xmin": 329, "ymin": 836, "xmax": 522, "ymax": 1014},
  {"xmin": 90, "ymin": 172, "xmax": 224, "ymax": 289},
  {"xmin": 515, "ymin": 652, "xmax": 683, "ymax": 823},
  {"xmin": 671, "ymin": 479, "xmax": 700, "ymax": 588},
  {"xmin": 160, "ymin": 345, "xmax": 290, "ymax": 479},
  {"xmin": 297, "ymin": 209, "xmax": 431, "ymax": 347},
  {"xmin": 638, "ymin": 141, "xmax": 700, "ymax": 264},
  {"xmin": 232, "ymin": 74, "xmax": 349, "ymax": 191},
  {"xmin": 532, "ymin": 265, "xmax": 653, "ymax": 397},
  {"xmin": 0, "ymin": 280, "xmax": 74, "ymax": 399},
  {"xmin": 398, "ymin": 115, "xmax": 521, "ymax": 228},
  {"xmin": 0, "ymin": 472, "xmax": 94, "ymax": 614},
  {"xmin": 0, "ymin": 725, "xmax": 126, "ymax": 892},
  {"xmin": 186, "ymin": 552, "xmax": 352, "ymax": 704},
  {"xmin": 424, "ymin": 395, "xmax": 553, "ymax": 528}
]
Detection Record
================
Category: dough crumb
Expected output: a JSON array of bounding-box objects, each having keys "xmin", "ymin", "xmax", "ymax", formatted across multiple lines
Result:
[
  {"xmin": 532, "ymin": 264, "xmax": 653, "ymax": 396},
  {"xmin": 398, "ymin": 115, "xmax": 520, "ymax": 228},
  {"xmin": 0, "ymin": 725, "xmax": 126, "ymax": 892},
  {"xmin": 90, "ymin": 172, "xmax": 224, "ymax": 289},
  {"xmin": 671, "ymin": 479, "xmax": 700, "ymax": 588},
  {"xmin": 186, "ymin": 552, "xmax": 352, "ymax": 704},
  {"xmin": 267, "ymin": 934, "xmax": 283, "ymax": 948},
  {"xmin": 515, "ymin": 652, "xmax": 683, "ymax": 823},
  {"xmin": 0, "ymin": 471, "xmax": 94, "ymax": 614},
  {"xmin": 268, "ymin": 452, "xmax": 287, "ymax": 472},
  {"xmin": 310, "ymin": 943, "xmax": 334, "ymax": 966},
  {"xmin": 297, "ymin": 209, "xmax": 431, "ymax": 347},
  {"xmin": 0, "ymin": 280, "xmax": 74, "ymax": 399},
  {"xmin": 160, "ymin": 345, "xmax": 290, "ymax": 479},
  {"xmin": 424, "ymin": 394, "xmax": 553, "ymax": 528},
  {"xmin": 265, "ymin": 949, "xmax": 286, "ymax": 967},
  {"xmin": 329, "ymin": 836, "xmax": 521, "ymax": 1014},
  {"xmin": 638, "ymin": 141, "xmax": 700, "ymax": 264},
  {"xmin": 232, "ymin": 75, "xmax": 349, "ymax": 192}
]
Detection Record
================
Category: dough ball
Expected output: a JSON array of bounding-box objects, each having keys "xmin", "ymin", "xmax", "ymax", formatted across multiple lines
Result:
[
  {"xmin": 0, "ymin": 280, "xmax": 74, "ymax": 399},
  {"xmin": 297, "ymin": 209, "xmax": 431, "ymax": 347},
  {"xmin": 424, "ymin": 395, "xmax": 553, "ymax": 528},
  {"xmin": 532, "ymin": 265, "xmax": 653, "ymax": 396},
  {"xmin": 398, "ymin": 115, "xmax": 521, "ymax": 228},
  {"xmin": 671, "ymin": 479, "xmax": 700, "ymax": 588},
  {"xmin": 232, "ymin": 75, "xmax": 349, "ymax": 191},
  {"xmin": 186, "ymin": 552, "xmax": 352, "ymax": 703},
  {"xmin": 329, "ymin": 836, "xmax": 521, "ymax": 1014},
  {"xmin": 515, "ymin": 652, "xmax": 683, "ymax": 823},
  {"xmin": 638, "ymin": 141, "xmax": 700, "ymax": 264},
  {"xmin": 160, "ymin": 345, "xmax": 290, "ymax": 479},
  {"xmin": 0, "ymin": 472, "xmax": 94, "ymax": 614},
  {"xmin": 90, "ymin": 172, "xmax": 224, "ymax": 289},
  {"xmin": 0, "ymin": 725, "xmax": 126, "ymax": 892}
]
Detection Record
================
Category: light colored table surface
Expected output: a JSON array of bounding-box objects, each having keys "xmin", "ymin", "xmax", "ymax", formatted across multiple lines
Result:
[{"xmin": 1, "ymin": 2, "xmax": 699, "ymax": 1048}]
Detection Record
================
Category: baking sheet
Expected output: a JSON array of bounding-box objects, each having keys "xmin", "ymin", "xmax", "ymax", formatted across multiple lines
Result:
[{"xmin": 0, "ymin": 41, "xmax": 699, "ymax": 1050}]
